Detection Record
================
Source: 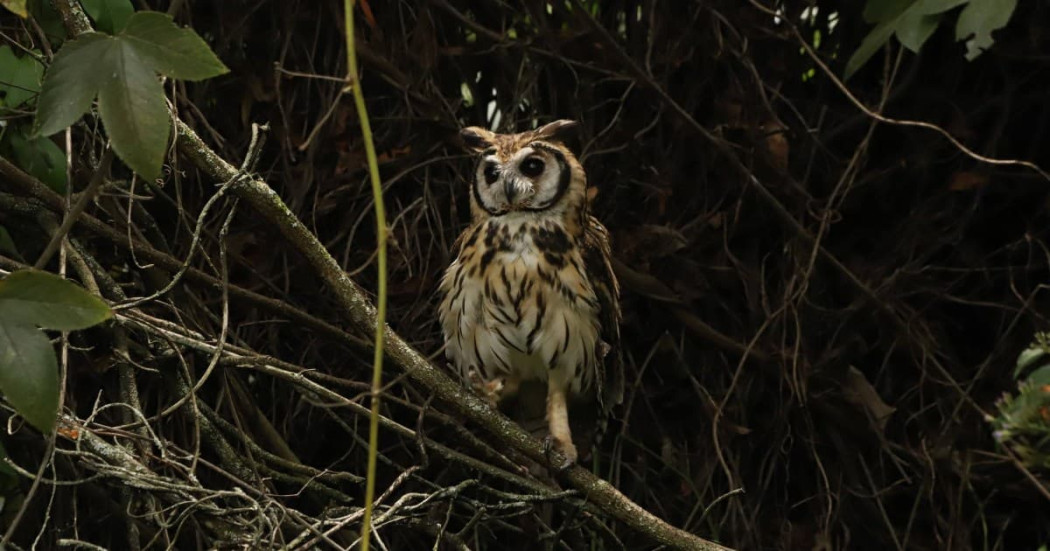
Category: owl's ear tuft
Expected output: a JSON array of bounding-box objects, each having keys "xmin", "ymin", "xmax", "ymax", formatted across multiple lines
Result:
[
  {"xmin": 533, "ymin": 119, "xmax": 579, "ymax": 143},
  {"xmin": 460, "ymin": 127, "xmax": 496, "ymax": 152}
]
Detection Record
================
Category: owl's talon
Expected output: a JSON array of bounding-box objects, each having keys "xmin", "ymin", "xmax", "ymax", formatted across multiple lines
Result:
[
  {"xmin": 467, "ymin": 368, "xmax": 504, "ymax": 409},
  {"xmin": 543, "ymin": 435, "xmax": 577, "ymax": 472}
]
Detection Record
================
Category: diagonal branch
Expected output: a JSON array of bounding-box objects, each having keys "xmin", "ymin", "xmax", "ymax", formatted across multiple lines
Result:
[{"xmin": 45, "ymin": 2, "xmax": 732, "ymax": 549}]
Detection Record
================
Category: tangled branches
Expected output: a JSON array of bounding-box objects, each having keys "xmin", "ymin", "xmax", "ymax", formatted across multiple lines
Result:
[{"xmin": 2, "ymin": 0, "xmax": 1050, "ymax": 549}]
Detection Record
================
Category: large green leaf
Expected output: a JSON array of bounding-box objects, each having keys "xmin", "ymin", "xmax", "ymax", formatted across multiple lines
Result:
[
  {"xmin": 0, "ymin": 319, "xmax": 59, "ymax": 433},
  {"xmin": 32, "ymin": 11, "xmax": 227, "ymax": 178},
  {"xmin": 35, "ymin": 34, "xmax": 169, "ymax": 178},
  {"xmin": 845, "ymin": 20, "xmax": 897, "ymax": 79},
  {"xmin": 32, "ymin": 32, "xmax": 109, "ymax": 137},
  {"xmin": 81, "ymin": 0, "xmax": 133, "ymax": 34},
  {"xmin": 0, "ymin": 45, "xmax": 44, "ymax": 109},
  {"xmin": 895, "ymin": 11, "xmax": 942, "ymax": 53},
  {"xmin": 122, "ymin": 12, "xmax": 229, "ymax": 81},
  {"xmin": 97, "ymin": 43, "xmax": 170, "ymax": 179},
  {"xmin": 862, "ymin": 0, "xmax": 911, "ymax": 23},
  {"xmin": 4, "ymin": 126, "xmax": 67, "ymax": 193},
  {"xmin": 846, "ymin": 0, "xmax": 971, "ymax": 78},
  {"xmin": 0, "ymin": 270, "xmax": 112, "ymax": 331},
  {"xmin": 955, "ymin": 0, "xmax": 1018, "ymax": 60}
]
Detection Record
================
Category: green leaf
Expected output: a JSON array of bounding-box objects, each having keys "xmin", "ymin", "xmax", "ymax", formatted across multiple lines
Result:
[
  {"xmin": 32, "ymin": 32, "xmax": 110, "ymax": 137},
  {"xmin": 0, "ymin": 45, "xmax": 44, "ymax": 109},
  {"xmin": 848, "ymin": 0, "xmax": 971, "ymax": 78},
  {"xmin": 845, "ymin": 21, "xmax": 896, "ymax": 79},
  {"xmin": 917, "ymin": 0, "xmax": 970, "ymax": 15},
  {"xmin": 955, "ymin": 0, "xmax": 1017, "ymax": 61},
  {"xmin": 4, "ymin": 127, "xmax": 67, "ymax": 193},
  {"xmin": 1027, "ymin": 365, "xmax": 1050, "ymax": 387},
  {"xmin": 0, "ymin": 270, "xmax": 112, "ymax": 331},
  {"xmin": 863, "ymin": 0, "xmax": 911, "ymax": 23},
  {"xmin": 81, "ymin": 0, "xmax": 133, "ymax": 34},
  {"xmin": 896, "ymin": 11, "xmax": 943, "ymax": 53},
  {"xmin": 97, "ymin": 43, "xmax": 170, "ymax": 179},
  {"xmin": 1, "ymin": 0, "xmax": 27, "ymax": 17},
  {"xmin": 1016, "ymin": 346, "xmax": 1048, "ymax": 377},
  {"xmin": 121, "ymin": 12, "xmax": 229, "ymax": 81},
  {"xmin": 0, "ymin": 319, "xmax": 59, "ymax": 433},
  {"xmin": 33, "ymin": 12, "xmax": 226, "ymax": 177}
]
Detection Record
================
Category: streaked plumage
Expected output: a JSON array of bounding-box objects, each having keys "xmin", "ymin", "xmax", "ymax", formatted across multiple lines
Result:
[{"xmin": 438, "ymin": 120, "xmax": 622, "ymax": 465}]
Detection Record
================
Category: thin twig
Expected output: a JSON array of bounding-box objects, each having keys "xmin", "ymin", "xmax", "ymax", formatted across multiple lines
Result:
[{"xmin": 34, "ymin": 147, "xmax": 113, "ymax": 270}]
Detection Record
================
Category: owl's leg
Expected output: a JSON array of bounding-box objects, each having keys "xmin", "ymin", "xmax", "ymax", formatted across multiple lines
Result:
[{"xmin": 545, "ymin": 380, "xmax": 577, "ymax": 469}]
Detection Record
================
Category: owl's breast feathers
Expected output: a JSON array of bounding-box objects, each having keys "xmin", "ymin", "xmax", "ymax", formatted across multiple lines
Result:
[{"xmin": 440, "ymin": 215, "xmax": 621, "ymax": 410}]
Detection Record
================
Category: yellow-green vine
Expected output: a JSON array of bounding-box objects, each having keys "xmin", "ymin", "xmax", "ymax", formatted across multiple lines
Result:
[{"xmin": 342, "ymin": 1, "xmax": 386, "ymax": 550}]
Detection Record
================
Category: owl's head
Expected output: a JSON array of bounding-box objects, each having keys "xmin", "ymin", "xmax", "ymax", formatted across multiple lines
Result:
[{"xmin": 460, "ymin": 120, "xmax": 586, "ymax": 223}]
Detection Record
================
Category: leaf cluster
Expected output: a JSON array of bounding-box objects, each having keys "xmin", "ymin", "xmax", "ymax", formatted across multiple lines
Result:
[
  {"xmin": 989, "ymin": 334, "xmax": 1050, "ymax": 471},
  {"xmin": 31, "ymin": 11, "xmax": 228, "ymax": 178},
  {"xmin": 847, "ymin": 0, "xmax": 1018, "ymax": 77},
  {"xmin": 0, "ymin": 270, "xmax": 111, "ymax": 434}
]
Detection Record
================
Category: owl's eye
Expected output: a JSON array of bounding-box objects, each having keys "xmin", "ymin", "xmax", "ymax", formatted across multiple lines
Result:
[
  {"xmin": 483, "ymin": 162, "xmax": 500, "ymax": 185},
  {"xmin": 520, "ymin": 157, "xmax": 545, "ymax": 178}
]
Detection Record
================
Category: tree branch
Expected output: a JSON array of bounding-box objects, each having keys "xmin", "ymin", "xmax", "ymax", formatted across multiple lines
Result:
[{"xmin": 43, "ymin": 3, "xmax": 732, "ymax": 549}]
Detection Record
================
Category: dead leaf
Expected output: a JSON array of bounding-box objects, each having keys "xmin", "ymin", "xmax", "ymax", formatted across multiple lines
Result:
[
  {"xmin": 842, "ymin": 366, "xmax": 896, "ymax": 435},
  {"xmin": 763, "ymin": 122, "xmax": 789, "ymax": 170}
]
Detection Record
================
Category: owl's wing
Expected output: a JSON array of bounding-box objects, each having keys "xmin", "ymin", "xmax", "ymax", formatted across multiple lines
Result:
[
  {"xmin": 583, "ymin": 216, "xmax": 624, "ymax": 414},
  {"xmin": 449, "ymin": 221, "xmax": 482, "ymax": 257}
]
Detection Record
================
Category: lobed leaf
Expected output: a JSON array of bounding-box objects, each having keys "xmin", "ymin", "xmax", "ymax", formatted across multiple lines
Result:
[
  {"xmin": 32, "ymin": 32, "xmax": 110, "ymax": 137},
  {"xmin": 121, "ymin": 11, "xmax": 229, "ymax": 81},
  {"xmin": 96, "ymin": 42, "xmax": 170, "ymax": 179},
  {"xmin": 0, "ymin": 270, "xmax": 112, "ymax": 331},
  {"xmin": 0, "ymin": 319, "xmax": 59, "ymax": 433},
  {"xmin": 31, "ymin": 11, "xmax": 226, "ymax": 177},
  {"xmin": 848, "ymin": 0, "xmax": 973, "ymax": 79},
  {"xmin": 956, "ymin": 0, "xmax": 1018, "ymax": 61}
]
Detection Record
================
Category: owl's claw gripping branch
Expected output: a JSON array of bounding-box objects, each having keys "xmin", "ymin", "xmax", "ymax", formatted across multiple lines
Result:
[{"xmin": 467, "ymin": 368, "xmax": 505, "ymax": 409}]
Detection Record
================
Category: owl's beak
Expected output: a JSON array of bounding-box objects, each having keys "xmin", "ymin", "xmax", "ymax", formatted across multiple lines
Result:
[
  {"xmin": 504, "ymin": 178, "xmax": 533, "ymax": 207},
  {"xmin": 504, "ymin": 179, "xmax": 519, "ymax": 204}
]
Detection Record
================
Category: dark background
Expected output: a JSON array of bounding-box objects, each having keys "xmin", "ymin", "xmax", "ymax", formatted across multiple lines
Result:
[{"xmin": 4, "ymin": 0, "xmax": 1050, "ymax": 549}]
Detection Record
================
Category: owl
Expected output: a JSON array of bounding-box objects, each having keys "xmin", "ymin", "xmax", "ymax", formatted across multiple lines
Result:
[{"xmin": 438, "ymin": 119, "xmax": 623, "ymax": 467}]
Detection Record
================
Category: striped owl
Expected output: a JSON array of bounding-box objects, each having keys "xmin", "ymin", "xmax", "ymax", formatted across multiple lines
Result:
[{"xmin": 438, "ymin": 119, "xmax": 623, "ymax": 466}]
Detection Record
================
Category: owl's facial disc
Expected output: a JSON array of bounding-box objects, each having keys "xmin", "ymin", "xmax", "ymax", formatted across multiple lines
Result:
[{"xmin": 474, "ymin": 145, "xmax": 567, "ymax": 215}]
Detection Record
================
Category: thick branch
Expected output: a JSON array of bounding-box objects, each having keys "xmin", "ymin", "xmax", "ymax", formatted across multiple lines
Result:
[
  {"xmin": 42, "ymin": 3, "xmax": 732, "ymax": 548},
  {"xmin": 174, "ymin": 120, "xmax": 731, "ymax": 551}
]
